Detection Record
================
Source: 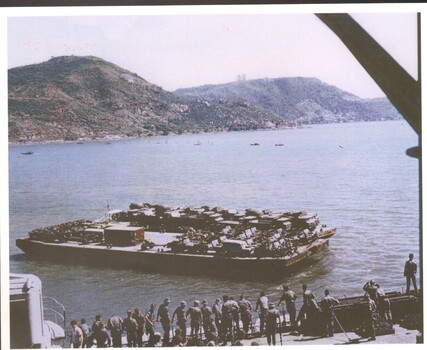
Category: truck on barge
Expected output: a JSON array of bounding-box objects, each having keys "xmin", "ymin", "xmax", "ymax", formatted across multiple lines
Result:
[{"xmin": 16, "ymin": 203, "xmax": 336, "ymax": 279}]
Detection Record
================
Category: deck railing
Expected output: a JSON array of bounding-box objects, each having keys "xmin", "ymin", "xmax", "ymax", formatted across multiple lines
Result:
[{"xmin": 43, "ymin": 296, "xmax": 66, "ymax": 347}]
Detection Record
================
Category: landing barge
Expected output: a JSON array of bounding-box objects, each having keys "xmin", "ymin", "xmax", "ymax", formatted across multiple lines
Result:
[{"xmin": 16, "ymin": 203, "xmax": 336, "ymax": 279}]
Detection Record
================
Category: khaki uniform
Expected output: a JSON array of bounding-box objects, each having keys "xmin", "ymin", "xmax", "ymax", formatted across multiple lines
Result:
[
  {"xmin": 173, "ymin": 306, "xmax": 187, "ymax": 338},
  {"xmin": 157, "ymin": 303, "xmax": 171, "ymax": 344},
  {"xmin": 319, "ymin": 295, "xmax": 339, "ymax": 337},
  {"xmin": 238, "ymin": 299, "xmax": 252, "ymax": 334}
]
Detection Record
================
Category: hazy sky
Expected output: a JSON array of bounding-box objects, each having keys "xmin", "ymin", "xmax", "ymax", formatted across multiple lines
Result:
[{"xmin": 7, "ymin": 11, "xmax": 417, "ymax": 98}]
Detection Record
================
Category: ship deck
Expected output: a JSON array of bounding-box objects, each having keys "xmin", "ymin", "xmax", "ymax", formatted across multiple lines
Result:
[
  {"xmin": 54, "ymin": 231, "xmax": 181, "ymax": 250},
  {"xmin": 37, "ymin": 231, "xmax": 324, "ymax": 261},
  {"xmin": 16, "ymin": 217, "xmax": 335, "ymax": 280}
]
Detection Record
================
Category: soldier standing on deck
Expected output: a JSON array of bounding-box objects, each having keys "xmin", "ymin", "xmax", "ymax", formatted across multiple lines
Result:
[
  {"xmin": 378, "ymin": 294, "xmax": 393, "ymax": 324},
  {"xmin": 70, "ymin": 320, "xmax": 83, "ymax": 348},
  {"xmin": 78, "ymin": 319, "xmax": 91, "ymax": 348},
  {"xmin": 212, "ymin": 298, "xmax": 223, "ymax": 340},
  {"xmin": 88, "ymin": 315, "xmax": 101, "ymax": 348},
  {"xmin": 186, "ymin": 300, "xmax": 202, "ymax": 339},
  {"xmin": 364, "ymin": 294, "xmax": 377, "ymax": 341},
  {"xmin": 157, "ymin": 298, "xmax": 171, "ymax": 345},
  {"xmin": 221, "ymin": 295, "xmax": 239, "ymax": 345},
  {"xmin": 91, "ymin": 322, "xmax": 111, "ymax": 348},
  {"xmin": 305, "ymin": 293, "xmax": 321, "ymax": 336},
  {"xmin": 404, "ymin": 253, "xmax": 418, "ymax": 295},
  {"xmin": 91, "ymin": 315, "xmax": 103, "ymax": 335},
  {"xmin": 255, "ymin": 291, "xmax": 268, "ymax": 335},
  {"xmin": 145, "ymin": 304, "xmax": 156, "ymax": 344},
  {"xmin": 123, "ymin": 310, "xmax": 138, "ymax": 347},
  {"xmin": 201, "ymin": 299, "xmax": 212, "ymax": 338},
  {"xmin": 238, "ymin": 295, "xmax": 252, "ymax": 335},
  {"xmin": 107, "ymin": 313, "xmax": 123, "ymax": 348},
  {"xmin": 229, "ymin": 296, "xmax": 241, "ymax": 332},
  {"xmin": 172, "ymin": 301, "xmax": 187, "ymax": 339},
  {"xmin": 319, "ymin": 289, "xmax": 339, "ymax": 337},
  {"xmin": 278, "ymin": 285, "xmax": 297, "ymax": 328},
  {"xmin": 133, "ymin": 308, "xmax": 145, "ymax": 347},
  {"xmin": 265, "ymin": 303, "xmax": 280, "ymax": 346},
  {"xmin": 296, "ymin": 284, "xmax": 312, "ymax": 327}
]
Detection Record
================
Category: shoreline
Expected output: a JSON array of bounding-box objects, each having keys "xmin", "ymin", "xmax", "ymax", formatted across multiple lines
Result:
[
  {"xmin": 8, "ymin": 119, "xmax": 402, "ymax": 147},
  {"xmin": 7, "ymin": 126, "xmax": 297, "ymax": 147}
]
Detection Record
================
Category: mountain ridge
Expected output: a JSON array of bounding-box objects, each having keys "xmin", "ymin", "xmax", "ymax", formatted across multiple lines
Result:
[
  {"xmin": 9, "ymin": 56, "xmax": 289, "ymax": 143},
  {"xmin": 174, "ymin": 77, "xmax": 401, "ymax": 124},
  {"xmin": 8, "ymin": 56, "xmax": 401, "ymax": 144}
]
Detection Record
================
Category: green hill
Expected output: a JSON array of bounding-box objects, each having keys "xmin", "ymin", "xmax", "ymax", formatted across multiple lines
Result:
[
  {"xmin": 8, "ymin": 56, "xmax": 287, "ymax": 143},
  {"xmin": 8, "ymin": 56, "xmax": 401, "ymax": 144}
]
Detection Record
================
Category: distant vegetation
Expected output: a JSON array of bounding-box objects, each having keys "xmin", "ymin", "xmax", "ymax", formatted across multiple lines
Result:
[
  {"xmin": 174, "ymin": 77, "xmax": 401, "ymax": 124},
  {"xmin": 8, "ymin": 56, "xmax": 401, "ymax": 143}
]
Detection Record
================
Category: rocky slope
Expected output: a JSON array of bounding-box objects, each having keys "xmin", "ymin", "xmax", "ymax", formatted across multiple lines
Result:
[
  {"xmin": 8, "ymin": 56, "xmax": 286, "ymax": 143},
  {"xmin": 175, "ymin": 77, "xmax": 401, "ymax": 124},
  {"xmin": 8, "ymin": 56, "xmax": 401, "ymax": 144}
]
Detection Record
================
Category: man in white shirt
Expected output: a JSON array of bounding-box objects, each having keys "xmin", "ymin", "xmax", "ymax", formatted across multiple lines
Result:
[{"xmin": 70, "ymin": 320, "xmax": 83, "ymax": 348}]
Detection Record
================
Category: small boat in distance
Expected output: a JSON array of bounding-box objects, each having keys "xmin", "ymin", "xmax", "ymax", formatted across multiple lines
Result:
[
  {"xmin": 21, "ymin": 151, "xmax": 33, "ymax": 155},
  {"xmin": 250, "ymin": 143, "xmax": 260, "ymax": 146}
]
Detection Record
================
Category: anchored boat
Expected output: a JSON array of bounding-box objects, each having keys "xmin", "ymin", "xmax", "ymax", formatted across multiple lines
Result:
[{"xmin": 16, "ymin": 203, "xmax": 336, "ymax": 279}]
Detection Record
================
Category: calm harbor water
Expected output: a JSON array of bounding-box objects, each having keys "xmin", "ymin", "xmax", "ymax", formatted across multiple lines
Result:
[{"xmin": 9, "ymin": 120, "xmax": 419, "ymax": 326}]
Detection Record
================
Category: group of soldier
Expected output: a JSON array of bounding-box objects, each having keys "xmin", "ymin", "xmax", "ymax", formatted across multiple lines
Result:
[
  {"xmin": 151, "ymin": 289, "xmax": 331, "ymax": 347},
  {"xmin": 69, "ymin": 253, "xmax": 418, "ymax": 347},
  {"xmin": 69, "ymin": 284, "xmax": 345, "ymax": 348},
  {"xmin": 157, "ymin": 295, "xmax": 251, "ymax": 346},
  {"xmin": 70, "ymin": 306, "xmax": 157, "ymax": 348}
]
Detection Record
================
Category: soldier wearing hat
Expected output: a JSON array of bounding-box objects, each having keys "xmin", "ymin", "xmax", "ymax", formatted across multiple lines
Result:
[
  {"xmin": 157, "ymin": 298, "xmax": 171, "ymax": 345},
  {"xmin": 201, "ymin": 299, "xmax": 212, "ymax": 338},
  {"xmin": 172, "ymin": 301, "xmax": 188, "ymax": 339},
  {"xmin": 186, "ymin": 300, "xmax": 202, "ymax": 338},
  {"xmin": 265, "ymin": 303, "xmax": 280, "ymax": 346}
]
